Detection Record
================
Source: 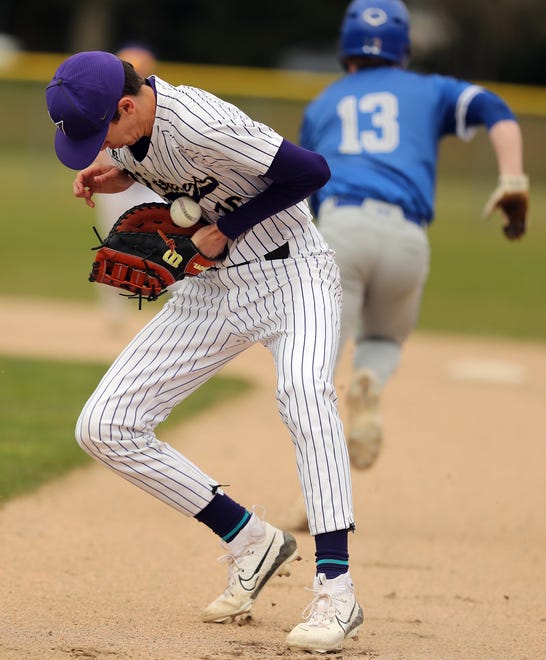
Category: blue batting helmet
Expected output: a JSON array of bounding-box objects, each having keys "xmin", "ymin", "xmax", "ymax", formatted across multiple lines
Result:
[{"xmin": 339, "ymin": 0, "xmax": 411, "ymax": 65}]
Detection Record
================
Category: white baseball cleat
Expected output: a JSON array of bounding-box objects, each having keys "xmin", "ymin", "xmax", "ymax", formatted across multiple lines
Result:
[
  {"xmin": 286, "ymin": 572, "xmax": 364, "ymax": 653},
  {"xmin": 202, "ymin": 512, "xmax": 299, "ymax": 623},
  {"xmin": 346, "ymin": 368, "xmax": 383, "ymax": 470}
]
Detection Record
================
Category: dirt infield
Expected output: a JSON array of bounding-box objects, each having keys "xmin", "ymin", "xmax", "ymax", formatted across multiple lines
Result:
[{"xmin": 1, "ymin": 297, "xmax": 545, "ymax": 659}]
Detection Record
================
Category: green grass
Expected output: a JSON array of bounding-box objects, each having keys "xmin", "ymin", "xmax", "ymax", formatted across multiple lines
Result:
[
  {"xmin": 0, "ymin": 355, "xmax": 250, "ymax": 501},
  {"xmin": 420, "ymin": 174, "xmax": 546, "ymax": 340},
  {"xmin": 1, "ymin": 148, "xmax": 96, "ymax": 301}
]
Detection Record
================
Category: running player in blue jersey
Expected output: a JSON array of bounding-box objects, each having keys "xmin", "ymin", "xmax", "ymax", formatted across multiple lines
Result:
[
  {"xmin": 45, "ymin": 50, "xmax": 363, "ymax": 653},
  {"xmin": 300, "ymin": 0, "xmax": 529, "ymax": 473}
]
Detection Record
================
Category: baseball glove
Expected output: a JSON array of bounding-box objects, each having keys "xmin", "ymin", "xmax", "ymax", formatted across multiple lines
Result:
[
  {"xmin": 482, "ymin": 174, "xmax": 529, "ymax": 240},
  {"xmin": 89, "ymin": 202, "xmax": 217, "ymax": 304}
]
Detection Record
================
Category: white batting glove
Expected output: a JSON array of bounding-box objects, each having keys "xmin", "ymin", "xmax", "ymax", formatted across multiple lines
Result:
[{"xmin": 482, "ymin": 174, "xmax": 529, "ymax": 240}]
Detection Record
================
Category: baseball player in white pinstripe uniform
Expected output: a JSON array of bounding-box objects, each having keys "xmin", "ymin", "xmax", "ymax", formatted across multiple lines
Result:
[{"xmin": 45, "ymin": 51, "xmax": 363, "ymax": 653}]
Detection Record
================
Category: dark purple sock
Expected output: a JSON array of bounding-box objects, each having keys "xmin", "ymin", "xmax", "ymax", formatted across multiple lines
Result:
[
  {"xmin": 194, "ymin": 492, "xmax": 251, "ymax": 542},
  {"xmin": 314, "ymin": 529, "xmax": 349, "ymax": 579}
]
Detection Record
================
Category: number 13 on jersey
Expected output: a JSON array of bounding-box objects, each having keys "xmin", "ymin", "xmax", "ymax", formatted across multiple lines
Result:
[{"xmin": 338, "ymin": 92, "xmax": 399, "ymax": 154}]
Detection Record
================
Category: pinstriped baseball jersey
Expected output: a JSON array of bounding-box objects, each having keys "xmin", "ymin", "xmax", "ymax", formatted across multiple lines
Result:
[
  {"xmin": 109, "ymin": 77, "xmax": 315, "ymax": 266},
  {"xmin": 74, "ymin": 74, "xmax": 355, "ymax": 536}
]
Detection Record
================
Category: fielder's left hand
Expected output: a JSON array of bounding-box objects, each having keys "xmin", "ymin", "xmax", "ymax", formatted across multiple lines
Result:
[{"xmin": 482, "ymin": 174, "xmax": 529, "ymax": 240}]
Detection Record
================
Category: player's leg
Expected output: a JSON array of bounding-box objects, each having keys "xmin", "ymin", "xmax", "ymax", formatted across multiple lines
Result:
[
  {"xmin": 265, "ymin": 253, "xmax": 352, "ymax": 535},
  {"xmin": 281, "ymin": 202, "xmax": 377, "ymax": 524},
  {"xmin": 317, "ymin": 202, "xmax": 378, "ymax": 360},
  {"xmin": 356, "ymin": 221, "xmax": 430, "ymax": 378},
  {"xmin": 76, "ymin": 289, "xmax": 241, "ymax": 514},
  {"xmin": 259, "ymin": 252, "xmax": 362, "ymax": 652},
  {"xmin": 75, "ymin": 274, "xmax": 299, "ymax": 621},
  {"xmin": 349, "ymin": 220, "xmax": 430, "ymax": 468}
]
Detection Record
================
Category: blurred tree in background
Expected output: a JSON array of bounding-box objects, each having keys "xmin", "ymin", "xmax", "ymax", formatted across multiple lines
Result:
[{"xmin": 2, "ymin": 0, "xmax": 546, "ymax": 84}]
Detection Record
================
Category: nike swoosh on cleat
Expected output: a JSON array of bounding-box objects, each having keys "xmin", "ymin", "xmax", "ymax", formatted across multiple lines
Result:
[
  {"xmin": 335, "ymin": 602, "xmax": 363, "ymax": 634},
  {"xmin": 238, "ymin": 535, "xmax": 277, "ymax": 592}
]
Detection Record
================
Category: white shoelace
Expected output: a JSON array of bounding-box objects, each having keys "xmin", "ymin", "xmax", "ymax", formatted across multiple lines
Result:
[
  {"xmin": 216, "ymin": 551, "xmax": 245, "ymax": 596},
  {"xmin": 301, "ymin": 588, "xmax": 337, "ymax": 627}
]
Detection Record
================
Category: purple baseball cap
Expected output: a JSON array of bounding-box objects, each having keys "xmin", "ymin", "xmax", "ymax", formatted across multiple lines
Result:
[{"xmin": 45, "ymin": 51, "xmax": 124, "ymax": 170}]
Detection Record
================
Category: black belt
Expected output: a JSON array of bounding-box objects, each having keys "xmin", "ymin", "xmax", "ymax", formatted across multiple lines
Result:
[
  {"xmin": 210, "ymin": 242, "xmax": 290, "ymax": 271},
  {"xmin": 264, "ymin": 242, "xmax": 290, "ymax": 260}
]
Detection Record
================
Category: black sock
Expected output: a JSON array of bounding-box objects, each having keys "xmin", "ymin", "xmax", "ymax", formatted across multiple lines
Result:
[
  {"xmin": 195, "ymin": 492, "xmax": 251, "ymax": 542},
  {"xmin": 314, "ymin": 529, "xmax": 349, "ymax": 579}
]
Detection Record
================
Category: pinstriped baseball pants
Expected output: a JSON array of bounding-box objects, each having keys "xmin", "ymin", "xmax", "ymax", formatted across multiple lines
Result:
[{"xmin": 76, "ymin": 251, "xmax": 354, "ymax": 536}]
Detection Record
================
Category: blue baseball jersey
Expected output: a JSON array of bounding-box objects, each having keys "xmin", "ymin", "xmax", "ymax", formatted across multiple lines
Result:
[{"xmin": 300, "ymin": 67, "xmax": 510, "ymax": 224}]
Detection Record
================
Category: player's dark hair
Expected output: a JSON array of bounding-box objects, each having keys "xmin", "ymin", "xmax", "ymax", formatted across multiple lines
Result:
[{"xmin": 111, "ymin": 60, "xmax": 146, "ymax": 121}]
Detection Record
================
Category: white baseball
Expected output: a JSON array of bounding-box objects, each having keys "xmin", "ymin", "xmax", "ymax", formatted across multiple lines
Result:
[{"xmin": 170, "ymin": 196, "xmax": 202, "ymax": 227}]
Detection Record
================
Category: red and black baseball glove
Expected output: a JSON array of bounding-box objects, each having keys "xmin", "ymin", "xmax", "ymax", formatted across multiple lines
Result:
[{"xmin": 89, "ymin": 202, "xmax": 217, "ymax": 304}]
